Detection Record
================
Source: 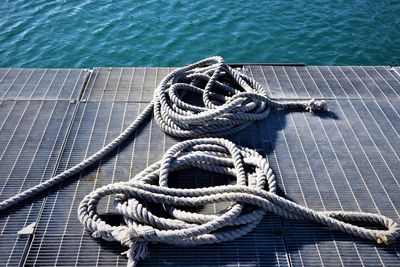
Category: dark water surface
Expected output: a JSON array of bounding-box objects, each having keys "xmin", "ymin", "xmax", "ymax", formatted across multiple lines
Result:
[{"xmin": 1, "ymin": 0, "xmax": 399, "ymax": 67}]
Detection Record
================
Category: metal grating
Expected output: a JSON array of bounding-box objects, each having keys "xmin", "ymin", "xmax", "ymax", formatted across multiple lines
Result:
[
  {"xmin": 245, "ymin": 65, "xmax": 400, "ymax": 266},
  {"xmin": 80, "ymin": 67, "xmax": 174, "ymax": 102},
  {"xmin": 0, "ymin": 64, "xmax": 399, "ymax": 266},
  {"xmin": 0, "ymin": 100, "xmax": 79, "ymax": 266},
  {"xmin": 0, "ymin": 68, "xmax": 88, "ymax": 266},
  {"xmin": 0, "ymin": 68, "xmax": 88, "ymax": 100},
  {"xmin": 245, "ymin": 65, "xmax": 400, "ymax": 99}
]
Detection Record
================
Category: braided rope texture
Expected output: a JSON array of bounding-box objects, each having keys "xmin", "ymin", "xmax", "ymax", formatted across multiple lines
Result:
[
  {"xmin": 79, "ymin": 138, "xmax": 400, "ymax": 266},
  {"xmin": 154, "ymin": 56, "xmax": 327, "ymax": 137},
  {"xmin": 0, "ymin": 56, "xmax": 325, "ymax": 211},
  {"xmin": 0, "ymin": 56, "xmax": 398, "ymax": 266}
]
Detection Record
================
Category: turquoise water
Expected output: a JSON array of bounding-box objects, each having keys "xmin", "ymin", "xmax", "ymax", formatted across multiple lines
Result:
[{"xmin": 1, "ymin": 0, "xmax": 399, "ymax": 67}]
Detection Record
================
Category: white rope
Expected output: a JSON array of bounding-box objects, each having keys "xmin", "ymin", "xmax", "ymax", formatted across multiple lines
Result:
[
  {"xmin": 79, "ymin": 138, "xmax": 399, "ymax": 266},
  {"xmin": 0, "ymin": 56, "xmax": 398, "ymax": 266},
  {"xmin": 0, "ymin": 56, "xmax": 326, "ymax": 211},
  {"xmin": 154, "ymin": 57, "xmax": 327, "ymax": 137}
]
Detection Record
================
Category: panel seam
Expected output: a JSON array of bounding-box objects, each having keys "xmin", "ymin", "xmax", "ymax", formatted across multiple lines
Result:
[{"xmin": 19, "ymin": 69, "xmax": 95, "ymax": 267}]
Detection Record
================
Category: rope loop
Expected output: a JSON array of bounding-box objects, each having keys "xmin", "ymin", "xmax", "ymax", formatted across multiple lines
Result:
[
  {"xmin": 78, "ymin": 138, "xmax": 400, "ymax": 264},
  {"xmin": 154, "ymin": 56, "xmax": 327, "ymax": 138}
]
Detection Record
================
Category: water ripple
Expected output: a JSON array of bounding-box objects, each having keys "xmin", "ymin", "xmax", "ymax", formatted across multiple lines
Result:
[{"xmin": 0, "ymin": 0, "xmax": 399, "ymax": 67}]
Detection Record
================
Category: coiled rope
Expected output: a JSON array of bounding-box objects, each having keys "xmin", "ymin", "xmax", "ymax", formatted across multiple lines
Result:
[
  {"xmin": 0, "ymin": 57, "xmax": 398, "ymax": 266},
  {"xmin": 0, "ymin": 56, "xmax": 326, "ymax": 211},
  {"xmin": 153, "ymin": 56, "xmax": 327, "ymax": 137},
  {"xmin": 79, "ymin": 138, "xmax": 399, "ymax": 267}
]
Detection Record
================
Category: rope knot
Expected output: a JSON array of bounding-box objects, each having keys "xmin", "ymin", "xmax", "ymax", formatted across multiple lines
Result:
[
  {"xmin": 305, "ymin": 99, "xmax": 328, "ymax": 112},
  {"xmin": 111, "ymin": 226, "xmax": 155, "ymax": 246}
]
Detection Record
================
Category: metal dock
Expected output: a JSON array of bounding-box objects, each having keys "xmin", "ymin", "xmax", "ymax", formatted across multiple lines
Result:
[{"xmin": 0, "ymin": 65, "xmax": 399, "ymax": 266}]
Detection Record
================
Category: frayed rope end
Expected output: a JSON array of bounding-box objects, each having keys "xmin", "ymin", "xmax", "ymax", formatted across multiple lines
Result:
[
  {"xmin": 376, "ymin": 234, "xmax": 394, "ymax": 245},
  {"xmin": 305, "ymin": 99, "xmax": 328, "ymax": 112},
  {"xmin": 122, "ymin": 242, "xmax": 150, "ymax": 267}
]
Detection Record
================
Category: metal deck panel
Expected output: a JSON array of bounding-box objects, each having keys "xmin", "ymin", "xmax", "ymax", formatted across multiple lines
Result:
[
  {"xmin": 246, "ymin": 65, "xmax": 400, "ymax": 99},
  {"xmin": 0, "ymin": 100, "xmax": 79, "ymax": 266},
  {"xmin": 0, "ymin": 68, "xmax": 88, "ymax": 100},
  {"xmin": 0, "ymin": 67, "xmax": 88, "ymax": 266},
  {"xmin": 80, "ymin": 67, "xmax": 174, "ymax": 102},
  {"xmin": 246, "ymin": 66, "xmax": 400, "ymax": 266},
  {"xmin": 0, "ymin": 65, "xmax": 399, "ymax": 266}
]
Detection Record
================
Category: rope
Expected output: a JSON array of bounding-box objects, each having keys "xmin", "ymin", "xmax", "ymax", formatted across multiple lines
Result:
[
  {"xmin": 0, "ymin": 56, "xmax": 398, "ymax": 266},
  {"xmin": 154, "ymin": 57, "xmax": 327, "ymax": 137},
  {"xmin": 79, "ymin": 138, "xmax": 400, "ymax": 267},
  {"xmin": 0, "ymin": 56, "xmax": 326, "ymax": 211}
]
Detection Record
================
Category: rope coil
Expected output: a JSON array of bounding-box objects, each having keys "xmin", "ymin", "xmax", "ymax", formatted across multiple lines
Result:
[
  {"xmin": 78, "ymin": 138, "xmax": 400, "ymax": 266},
  {"xmin": 154, "ymin": 56, "xmax": 327, "ymax": 137}
]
